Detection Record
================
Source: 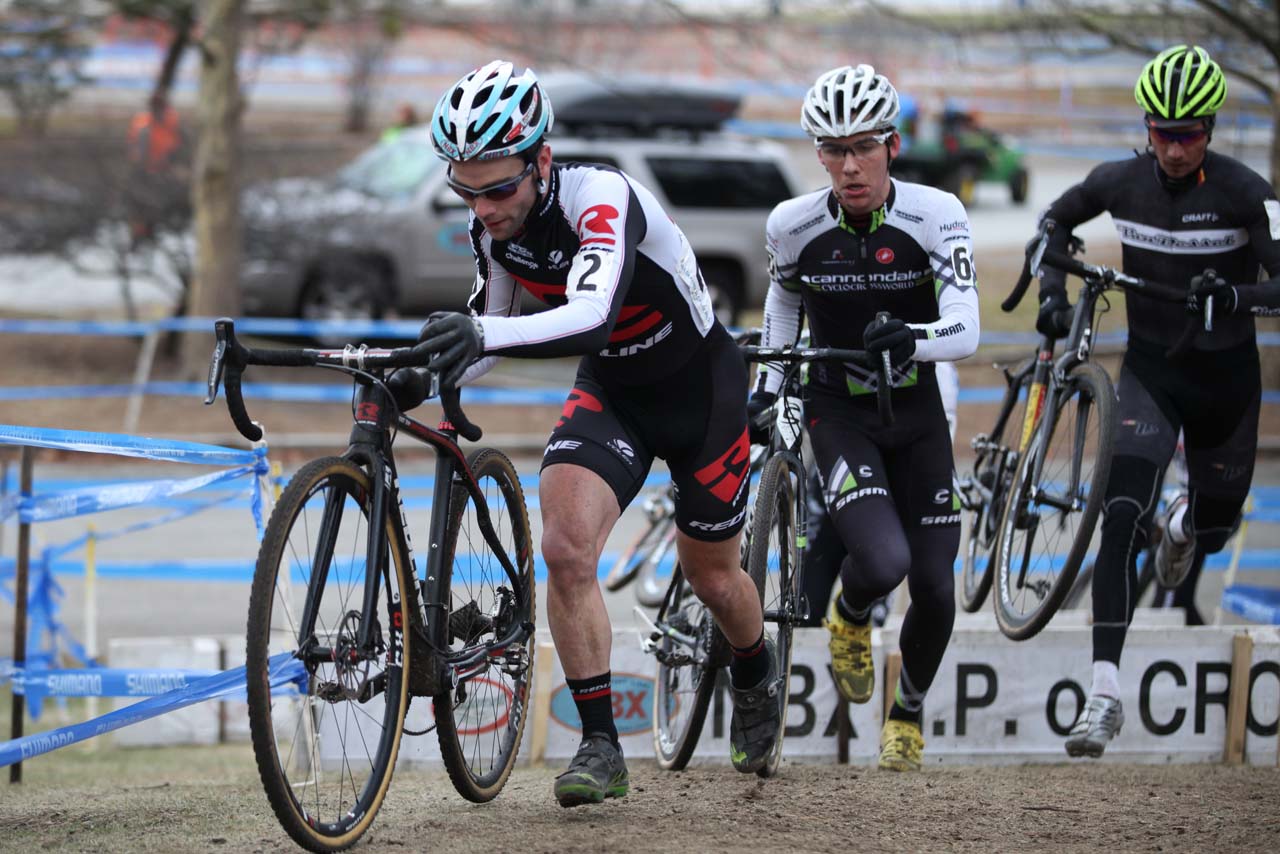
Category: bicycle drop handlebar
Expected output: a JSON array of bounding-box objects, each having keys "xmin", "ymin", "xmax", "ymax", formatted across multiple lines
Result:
[
  {"xmin": 1002, "ymin": 220, "xmax": 1214, "ymax": 358},
  {"xmin": 740, "ymin": 343, "xmax": 893, "ymax": 426},
  {"xmin": 203, "ymin": 317, "xmax": 483, "ymax": 443}
]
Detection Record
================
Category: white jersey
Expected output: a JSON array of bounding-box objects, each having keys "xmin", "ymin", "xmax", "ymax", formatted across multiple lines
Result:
[{"xmin": 757, "ymin": 179, "xmax": 980, "ymax": 398}]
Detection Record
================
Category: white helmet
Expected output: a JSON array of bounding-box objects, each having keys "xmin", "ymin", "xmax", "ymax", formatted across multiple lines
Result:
[
  {"xmin": 800, "ymin": 64, "xmax": 900, "ymax": 138},
  {"xmin": 430, "ymin": 60, "xmax": 554, "ymax": 162}
]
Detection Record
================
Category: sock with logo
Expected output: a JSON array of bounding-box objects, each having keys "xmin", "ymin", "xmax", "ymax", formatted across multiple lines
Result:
[
  {"xmin": 730, "ymin": 632, "xmax": 770, "ymax": 689},
  {"xmin": 1090, "ymin": 660, "xmax": 1120, "ymax": 699},
  {"xmin": 566, "ymin": 672, "xmax": 618, "ymax": 746},
  {"xmin": 888, "ymin": 670, "xmax": 924, "ymax": 726}
]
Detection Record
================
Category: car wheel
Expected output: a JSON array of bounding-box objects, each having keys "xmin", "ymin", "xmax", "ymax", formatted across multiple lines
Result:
[
  {"xmin": 299, "ymin": 258, "xmax": 390, "ymax": 344},
  {"xmin": 1009, "ymin": 167, "xmax": 1030, "ymax": 205},
  {"xmin": 699, "ymin": 261, "xmax": 743, "ymax": 327}
]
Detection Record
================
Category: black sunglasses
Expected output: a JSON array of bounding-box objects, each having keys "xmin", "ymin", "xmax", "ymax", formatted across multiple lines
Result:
[
  {"xmin": 1145, "ymin": 119, "xmax": 1208, "ymax": 145},
  {"xmin": 446, "ymin": 161, "xmax": 535, "ymax": 202}
]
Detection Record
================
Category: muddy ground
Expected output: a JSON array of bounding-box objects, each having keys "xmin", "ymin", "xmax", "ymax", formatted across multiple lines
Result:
[{"xmin": 1, "ymin": 742, "xmax": 1278, "ymax": 853}]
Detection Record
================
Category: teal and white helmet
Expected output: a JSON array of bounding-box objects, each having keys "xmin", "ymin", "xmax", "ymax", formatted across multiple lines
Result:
[
  {"xmin": 430, "ymin": 60, "xmax": 554, "ymax": 161},
  {"xmin": 801, "ymin": 64, "xmax": 900, "ymax": 138}
]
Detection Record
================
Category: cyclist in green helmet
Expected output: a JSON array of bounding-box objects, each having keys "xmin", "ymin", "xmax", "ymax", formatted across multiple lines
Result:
[{"xmin": 1034, "ymin": 44, "xmax": 1280, "ymax": 759}]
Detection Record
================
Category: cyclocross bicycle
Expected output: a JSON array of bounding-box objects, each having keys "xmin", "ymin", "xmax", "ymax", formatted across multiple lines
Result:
[
  {"xmin": 966, "ymin": 222, "xmax": 1210, "ymax": 640},
  {"xmin": 641, "ymin": 335, "xmax": 890, "ymax": 776},
  {"xmin": 205, "ymin": 318, "xmax": 535, "ymax": 853}
]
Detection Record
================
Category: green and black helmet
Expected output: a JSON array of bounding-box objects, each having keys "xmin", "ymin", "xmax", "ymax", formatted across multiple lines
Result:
[{"xmin": 1134, "ymin": 45, "xmax": 1227, "ymax": 125}]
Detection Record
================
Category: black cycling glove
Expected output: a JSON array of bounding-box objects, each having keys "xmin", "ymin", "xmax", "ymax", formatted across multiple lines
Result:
[
  {"xmin": 1186, "ymin": 272, "xmax": 1238, "ymax": 320},
  {"xmin": 418, "ymin": 312, "xmax": 484, "ymax": 389},
  {"xmin": 746, "ymin": 391, "xmax": 777, "ymax": 446},
  {"xmin": 1035, "ymin": 289, "xmax": 1073, "ymax": 339},
  {"xmin": 863, "ymin": 317, "xmax": 916, "ymax": 368},
  {"xmin": 385, "ymin": 367, "xmax": 429, "ymax": 412}
]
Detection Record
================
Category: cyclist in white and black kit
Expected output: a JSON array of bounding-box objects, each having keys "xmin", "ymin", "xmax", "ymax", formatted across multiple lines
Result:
[
  {"xmin": 747, "ymin": 64, "xmax": 980, "ymax": 771},
  {"xmin": 1033, "ymin": 45, "xmax": 1280, "ymax": 758},
  {"xmin": 390, "ymin": 61, "xmax": 780, "ymax": 805}
]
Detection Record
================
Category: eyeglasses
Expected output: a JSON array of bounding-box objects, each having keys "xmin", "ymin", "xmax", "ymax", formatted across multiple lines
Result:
[
  {"xmin": 1146, "ymin": 122, "xmax": 1207, "ymax": 145},
  {"xmin": 816, "ymin": 132, "xmax": 894, "ymax": 162},
  {"xmin": 447, "ymin": 161, "xmax": 535, "ymax": 202}
]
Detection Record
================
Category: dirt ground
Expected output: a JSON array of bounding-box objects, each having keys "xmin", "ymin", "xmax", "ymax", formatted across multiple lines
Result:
[{"xmin": 1, "ymin": 741, "xmax": 1279, "ymax": 854}]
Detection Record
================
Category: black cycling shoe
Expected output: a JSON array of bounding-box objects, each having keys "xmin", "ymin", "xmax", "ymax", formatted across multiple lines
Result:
[
  {"xmin": 553, "ymin": 732, "xmax": 629, "ymax": 808},
  {"xmin": 729, "ymin": 638, "xmax": 782, "ymax": 774}
]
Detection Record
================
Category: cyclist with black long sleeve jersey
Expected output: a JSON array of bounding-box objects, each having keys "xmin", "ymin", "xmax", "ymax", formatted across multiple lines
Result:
[
  {"xmin": 389, "ymin": 61, "xmax": 781, "ymax": 804},
  {"xmin": 748, "ymin": 64, "xmax": 980, "ymax": 772},
  {"xmin": 1033, "ymin": 45, "xmax": 1280, "ymax": 758}
]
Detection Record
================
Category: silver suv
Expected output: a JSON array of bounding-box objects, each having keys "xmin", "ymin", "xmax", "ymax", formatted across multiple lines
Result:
[{"xmin": 240, "ymin": 84, "xmax": 804, "ymax": 326}]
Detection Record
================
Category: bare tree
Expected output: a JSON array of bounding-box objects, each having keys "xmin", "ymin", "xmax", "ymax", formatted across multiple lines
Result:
[
  {"xmin": 185, "ymin": 0, "xmax": 246, "ymax": 372},
  {"xmin": 1043, "ymin": 1, "xmax": 1278, "ymax": 186},
  {"xmin": 861, "ymin": 0, "xmax": 1278, "ymax": 186},
  {"xmin": 328, "ymin": 1, "xmax": 409, "ymax": 134},
  {"xmin": 0, "ymin": 0, "xmax": 95, "ymax": 136}
]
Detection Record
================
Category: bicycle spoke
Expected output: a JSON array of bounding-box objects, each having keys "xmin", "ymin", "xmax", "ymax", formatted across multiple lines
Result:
[
  {"xmin": 436, "ymin": 448, "xmax": 534, "ymax": 803},
  {"xmin": 247, "ymin": 458, "xmax": 411, "ymax": 852},
  {"xmin": 995, "ymin": 365, "xmax": 1115, "ymax": 639}
]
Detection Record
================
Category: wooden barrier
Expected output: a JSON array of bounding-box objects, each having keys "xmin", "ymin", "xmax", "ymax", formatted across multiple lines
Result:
[
  {"xmin": 1224, "ymin": 632, "xmax": 1253, "ymax": 765},
  {"xmin": 528, "ymin": 642, "xmax": 556, "ymax": 764}
]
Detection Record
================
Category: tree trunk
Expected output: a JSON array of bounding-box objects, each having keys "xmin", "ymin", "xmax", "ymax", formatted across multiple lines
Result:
[
  {"xmin": 185, "ymin": 0, "xmax": 244, "ymax": 374},
  {"xmin": 152, "ymin": 10, "xmax": 193, "ymax": 106}
]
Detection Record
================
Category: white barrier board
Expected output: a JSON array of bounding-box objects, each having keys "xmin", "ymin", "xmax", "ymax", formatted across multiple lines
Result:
[{"xmin": 385, "ymin": 623, "xmax": 1280, "ymax": 768}]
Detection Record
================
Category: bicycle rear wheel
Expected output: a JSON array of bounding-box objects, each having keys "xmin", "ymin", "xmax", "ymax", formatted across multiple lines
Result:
[
  {"xmin": 746, "ymin": 452, "xmax": 801, "ymax": 778},
  {"xmin": 652, "ymin": 565, "xmax": 727, "ymax": 770},
  {"xmin": 959, "ymin": 372, "xmax": 1031, "ymax": 613},
  {"xmin": 435, "ymin": 448, "xmax": 535, "ymax": 803},
  {"xmin": 993, "ymin": 363, "xmax": 1115, "ymax": 640},
  {"xmin": 247, "ymin": 457, "xmax": 413, "ymax": 854},
  {"xmin": 634, "ymin": 521, "xmax": 678, "ymax": 609}
]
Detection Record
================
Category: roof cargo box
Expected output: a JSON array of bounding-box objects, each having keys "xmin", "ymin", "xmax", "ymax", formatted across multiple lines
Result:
[{"xmin": 540, "ymin": 72, "xmax": 741, "ymax": 136}]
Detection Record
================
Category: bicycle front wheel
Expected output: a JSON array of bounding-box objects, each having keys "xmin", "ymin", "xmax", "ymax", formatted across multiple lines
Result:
[
  {"xmin": 247, "ymin": 457, "xmax": 414, "ymax": 854},
  {"xmin": 746, "ymin": 452, "xmax": 801, "ymax": 778},
  {"xmin": 993, "ymin": 363, "xmax": 1115, "ymax": 640},
  {"xmin": 653, "ymin": 565, "xmax": 727, "ymax": 770},
  {"xmin": 435, "ymin": 447, "xmax": 536, "ymax": 803}
]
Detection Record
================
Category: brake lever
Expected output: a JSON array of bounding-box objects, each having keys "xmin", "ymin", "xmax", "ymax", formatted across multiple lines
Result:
[{"xmin": 204, "ymin": 318, "xmax": 233, "ymax": 405}]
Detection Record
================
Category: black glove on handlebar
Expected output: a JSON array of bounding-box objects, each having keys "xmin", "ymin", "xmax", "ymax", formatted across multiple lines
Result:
[
  {"xmin": 1035, "ymin": 289, "xmax": 1073, "ymax": 339},
  {"xmin": 863, "ymin": 317, "xmax": 916, "ymax": 368},
  {"xmin": 386, "ymin": 367, "xmax": 429, "ymax": 412},
  {"xmin": 418, "ymin": 312, "xmax": 484, "ymax": 389},
  {"xmin": 1187, "ymin": 272, "xmax": 1238, "ymax": 320},
  {"xmin": 746, "ymin": 391, "xmax": 777, "ymax": 446}
]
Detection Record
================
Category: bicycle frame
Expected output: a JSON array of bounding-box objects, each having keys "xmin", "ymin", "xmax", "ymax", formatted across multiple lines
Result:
[{"xmin": 206, "ymin": 318, "xmax": 531, "ymax": 697}]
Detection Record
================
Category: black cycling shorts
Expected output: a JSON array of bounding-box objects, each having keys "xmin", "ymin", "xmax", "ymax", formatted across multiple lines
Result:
[
  {"xmin": 805, "ymin": 380, "xmax": 958, "ymax": 531},
  {"xmin": 541, "ymin": 323, "xmax": 750, "ymax": 541},
  {"xmin": 1116, "ymin": 336, "xmax": 1260, "ymax": 498}
]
